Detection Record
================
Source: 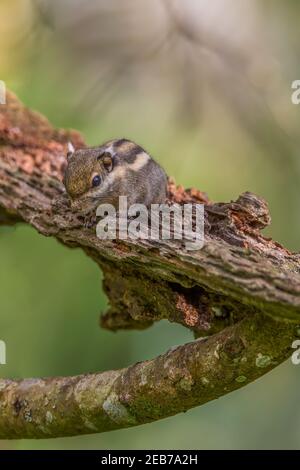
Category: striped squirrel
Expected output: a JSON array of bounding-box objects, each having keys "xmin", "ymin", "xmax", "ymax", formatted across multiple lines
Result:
[{"xmin": 64, "ymin": 138, "xmax": 168, "ymax": 220}]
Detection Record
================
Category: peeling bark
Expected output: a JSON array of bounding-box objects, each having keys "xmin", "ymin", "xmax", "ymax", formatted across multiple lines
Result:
[{"xmin": 0, "ymin": 91, "xmax": 299, "ymax": 438}]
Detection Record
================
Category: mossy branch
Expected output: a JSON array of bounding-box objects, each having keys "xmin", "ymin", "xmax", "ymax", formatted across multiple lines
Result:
[{"xmin": 0, "ymin": 91, "xmax": 299, "ymax": 439}]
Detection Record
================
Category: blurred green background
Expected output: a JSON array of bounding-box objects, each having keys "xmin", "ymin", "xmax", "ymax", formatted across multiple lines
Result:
[{"xmin": 0, "ymin": 0, "xmax": 300, "ymax": 449}]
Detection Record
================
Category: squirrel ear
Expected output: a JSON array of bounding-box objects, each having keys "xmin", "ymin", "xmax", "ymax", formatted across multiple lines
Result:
[
  {"xmin": 67, "ymin": 142, "xmax": 75, "ymax": 160},
  {"xmin": 100, "ymin": 151, "xmax": 113, "ymax": 172}
]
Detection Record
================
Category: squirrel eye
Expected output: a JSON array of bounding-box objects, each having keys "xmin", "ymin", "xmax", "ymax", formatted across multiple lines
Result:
[{"xmin": 92, "ymin": 174, "xmax": 101, "ymax": 187}]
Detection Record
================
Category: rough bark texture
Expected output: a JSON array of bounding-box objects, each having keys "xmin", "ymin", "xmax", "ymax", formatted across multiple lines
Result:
[{"xmin": 0, "ymin": 91, "xmax": 299, "ymax": 439}]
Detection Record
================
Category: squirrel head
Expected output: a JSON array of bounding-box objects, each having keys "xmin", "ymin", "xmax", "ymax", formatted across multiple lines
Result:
[
  {"xmin": 63, "ymin": 138, "xmax": 158, "ymax": 213},
  {"xmin": 64, "ymin": 145, "xmax": 114, "ymax": 208}
]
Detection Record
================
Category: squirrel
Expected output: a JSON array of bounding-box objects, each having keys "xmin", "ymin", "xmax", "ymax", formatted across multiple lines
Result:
[{"xmin": 63, "ymin": 138, "xmax": 168, "ymax": 219}]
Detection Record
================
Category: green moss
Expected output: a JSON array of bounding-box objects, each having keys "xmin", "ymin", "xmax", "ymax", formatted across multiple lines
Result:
[
  {"xmin": 255, "ymin": 353, "xmax": 272, "ymax": 368},
  {"xmin": 235, "ymin": 375, "xmax": 247, "ymax": 383}
]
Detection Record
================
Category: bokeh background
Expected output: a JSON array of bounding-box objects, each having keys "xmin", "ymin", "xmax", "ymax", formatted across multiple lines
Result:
[{"xmin": 0, "ymin": 0, "xmax": 300, "ymax": 449}]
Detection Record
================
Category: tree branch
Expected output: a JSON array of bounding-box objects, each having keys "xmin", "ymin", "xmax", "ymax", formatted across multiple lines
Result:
[{"xmin": 0, "ymin": 91, "xmax": 299, "ymax": 438}]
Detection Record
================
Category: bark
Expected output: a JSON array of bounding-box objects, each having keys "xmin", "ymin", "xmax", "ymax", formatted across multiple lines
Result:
[{"xmin": 0, "ymin": 91, "xmax": 299, "ymax": 438}]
